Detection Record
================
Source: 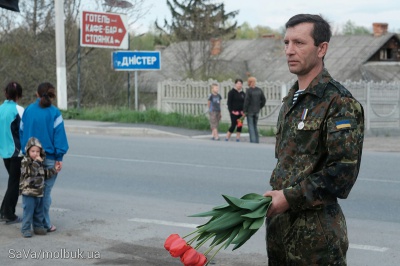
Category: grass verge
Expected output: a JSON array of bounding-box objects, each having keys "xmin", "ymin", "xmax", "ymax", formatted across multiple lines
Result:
[{"xmin": 61, "ymin": 107, "xmax": 275, "ymax": 136}]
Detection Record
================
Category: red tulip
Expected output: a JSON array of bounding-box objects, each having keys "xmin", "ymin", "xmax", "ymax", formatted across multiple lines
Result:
[
  {"xmin": 169, "ymin": 238, "xmax": 191, "ymax": 257},
  {"xmin": 180, "ymin": 248, "xmax": 207, "ymax": 266},
  {"xmin": 237, "ymin": 119, "xmax": 243, "ymax": 127},
  {"xmin": 164, "ymin": 234, "xmax": 181, "ymax": 251},
  {"xmin": 180, "ymin": 247, "xmax": 199, "ymax": 265},
  {"xmin": 196, "ymin": 253, "xmax": 207, "ymax": 266}
]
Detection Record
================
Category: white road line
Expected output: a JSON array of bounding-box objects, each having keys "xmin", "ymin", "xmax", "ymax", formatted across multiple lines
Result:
[
  {"xmin": 69, "ymin": 155, "xmax": 400, "ymax": 184},
  {"xmin": 128, "ymin": 218, "xmax": 389, "ymax": 253},
  {"xmin": 358, "ymin": 177, "xmax": 400, "ymax": 184},
  {"xmin": 127, "ymin": 218, "xmax": 198, "ymax": 228},
  {"xmin": 349, "ymin": 244, "xmax": 389, "ymax": 252},
  {"xmin": 69, "ymin": 154, "xmax": 268, "ymax": 173},
  {"xmin": 50, "ymin": 207, "xmax": 70, "ymax": 213}
]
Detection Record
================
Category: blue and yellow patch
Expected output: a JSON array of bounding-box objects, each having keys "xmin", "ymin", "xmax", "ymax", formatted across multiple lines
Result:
[{"xmin": 335, "ymin": 119, "xmax": 351, "ymax": 129}]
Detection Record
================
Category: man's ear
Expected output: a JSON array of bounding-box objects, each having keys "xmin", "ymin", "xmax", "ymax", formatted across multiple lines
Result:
[{"xmin": 318, "ymin": 42, "xmax": 328, "ymax": 59}]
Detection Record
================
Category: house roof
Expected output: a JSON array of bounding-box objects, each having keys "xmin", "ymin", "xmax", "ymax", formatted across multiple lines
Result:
[
  {"xmin": 140, "ymin": 33, "xmax": 400, "ymax": 92},
  {"xmin": 324, "ymin": 33, "xmax": 399, "ymax": 81}
]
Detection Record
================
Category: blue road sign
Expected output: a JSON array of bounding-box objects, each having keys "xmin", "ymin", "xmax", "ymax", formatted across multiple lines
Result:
[{"xmin": 112, "ymin": 50, "xmax": 161, "ymax": 71}]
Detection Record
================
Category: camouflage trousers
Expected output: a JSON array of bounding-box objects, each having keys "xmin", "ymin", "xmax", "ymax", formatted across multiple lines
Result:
[{"xmin": 266, "ymin": 203, "xmax": 348, "ymax": 266}]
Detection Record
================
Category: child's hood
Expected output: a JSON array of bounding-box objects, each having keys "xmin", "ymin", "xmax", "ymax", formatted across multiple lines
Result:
[{"xmin": 25, "ymin": 137, "xmax": 46, "ymax": 159}]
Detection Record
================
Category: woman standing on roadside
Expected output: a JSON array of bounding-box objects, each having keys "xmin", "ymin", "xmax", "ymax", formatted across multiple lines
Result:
[
  {"xmin": 225, "ymin": 79, "xmax": 245, "ymax": 142},
  {"xmin": 0, "ymin": 82, "xmax": 24, "ymax": 224},
  {"xmin": 207, "ymin": 83, "xmax": 222, "ymax": 140},
  {"xmin": 20, "ymin": 82, "xmax": 69, "ymax": 233}
]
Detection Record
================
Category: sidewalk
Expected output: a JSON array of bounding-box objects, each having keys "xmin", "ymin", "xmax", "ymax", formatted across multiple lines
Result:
[{"xmin": 64, "ymin": 120, "xmax": 400, "ymax": 152}]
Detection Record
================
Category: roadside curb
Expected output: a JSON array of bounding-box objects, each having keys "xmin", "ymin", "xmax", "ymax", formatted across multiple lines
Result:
[{"xmin": 65, "ymin": 125, "xmax": 189, "ymax": 138}]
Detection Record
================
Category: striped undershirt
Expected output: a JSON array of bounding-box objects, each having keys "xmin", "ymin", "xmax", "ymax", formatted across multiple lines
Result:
[{"xmin": 293, "ymin": 89, "xmax": 305, "ymax": 105}]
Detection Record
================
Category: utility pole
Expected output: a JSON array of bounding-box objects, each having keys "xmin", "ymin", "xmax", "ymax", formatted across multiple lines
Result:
[{"xmin": 55, "ymin": 0, "xmax": 68, "ymax": 110}]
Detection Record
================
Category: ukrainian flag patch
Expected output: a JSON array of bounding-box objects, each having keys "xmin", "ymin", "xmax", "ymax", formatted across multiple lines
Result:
[{"xmin": 335, "ymin": 119, "xmax": 351, "ymax": 129}]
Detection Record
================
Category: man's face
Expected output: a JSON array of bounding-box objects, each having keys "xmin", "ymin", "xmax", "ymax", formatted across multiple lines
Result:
[
  {"xmin": 247, "ymin": 79, "xmax": 255, "ymax": 88},
  {"xmin": 283, "ymin": 22, "xmax": 324, "ymax": 77}
]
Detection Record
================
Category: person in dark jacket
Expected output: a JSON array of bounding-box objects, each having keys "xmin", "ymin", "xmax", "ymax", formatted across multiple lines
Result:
[
  {"xmin": 225, "ymin": 79, "xmax": 245, "ymax": 142},
  {"xmin": 243, "ymin": 77, "xmax": 266, "ymax": 143},
  {"xmin": 263, "ymin": 14, "xmax": 364, "ymax": 265},
  {"xmin": 0, "ymin": 82, "xmax": 24, "ymax": 224}
]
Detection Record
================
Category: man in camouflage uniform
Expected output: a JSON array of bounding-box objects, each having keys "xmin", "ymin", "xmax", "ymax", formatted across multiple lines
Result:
[{"xmin": 263, "ymin": 14, "xmax": 364, "ymax": 265}]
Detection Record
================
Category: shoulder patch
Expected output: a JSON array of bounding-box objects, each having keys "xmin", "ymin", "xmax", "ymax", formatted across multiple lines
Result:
[{"xmin": 329, "ymin": 117, "xmax": 357, "ymax": 132}]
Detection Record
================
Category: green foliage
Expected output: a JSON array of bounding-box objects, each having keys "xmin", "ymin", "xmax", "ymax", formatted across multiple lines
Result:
[
  {"xmin": 62, "ymin": 107, "xmax": 212, "ymax": 131},
  {"xmin": 62, "ymin": 106, "xmax": 276, "ymax": 136},
  {"xmin": 156, "ymin": 0, "xmax": 239, "ymax": 42},
  {"xmin": 342, "ymin": 20, "xmax": 371, "ymax": 35},
  {"xmin": 132, "ymin": 32, "xmax": 157, "ymax": 50},
  {"xmin": 235, "ymin": 22, "xmax": 282, "ymax": 39}
]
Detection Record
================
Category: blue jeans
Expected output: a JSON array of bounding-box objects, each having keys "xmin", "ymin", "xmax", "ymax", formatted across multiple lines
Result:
[
  {"xmin": 21, "ymin": 195, "xmax": 44, "ymax": 233},
  {"xmin": 247, "ymin": 113, "xmax": 259, "ymax": 143},
  {"xmin": 43, "ymin": 158, "xmax": 58, "ymax": 229}
]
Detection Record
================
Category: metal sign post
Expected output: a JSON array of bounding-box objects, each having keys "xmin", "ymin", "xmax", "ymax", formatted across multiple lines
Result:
[{"xmin": 111, "ymin": 50, "xmax": 162, "ymax": 110}]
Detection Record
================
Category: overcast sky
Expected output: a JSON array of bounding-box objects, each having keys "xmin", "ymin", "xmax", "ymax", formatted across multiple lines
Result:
[{"xmin": 131, "ymin": 0, "xmax": 400, "ymax": 34}]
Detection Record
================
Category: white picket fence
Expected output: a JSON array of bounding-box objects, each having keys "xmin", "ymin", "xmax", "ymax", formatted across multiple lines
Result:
[{"xmin": 157, "ymin": 79, "xmax": 400, "ymax": 133}]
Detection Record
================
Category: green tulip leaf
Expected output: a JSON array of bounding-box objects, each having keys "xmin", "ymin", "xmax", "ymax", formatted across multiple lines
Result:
[
  {"xmin": 241, "ymin": 201, "xmax": 270, "ymax": 219},
  {"xmin": 240, "ymin": 193, "xmax": 266, "ymax": 200},
  {"xmin": 222, "ymin": 195, "xmax": 269, "ymax": 211},
  {"xmin": 223, "ymin": 226, "xmax": 241, "ymax": 249},
  {"xmin": 232, "ymin": 230, "xmax": 257, "ymax": 250},
  {"xmin": 243, "ymin": 219, "xmax": 252, "ymax": 229},
  {"xmin": 249, "ymin": 217, "xmax": 265, "ymax": 230}
]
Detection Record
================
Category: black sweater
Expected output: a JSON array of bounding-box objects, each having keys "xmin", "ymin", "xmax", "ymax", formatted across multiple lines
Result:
[{"xmin": 227, "ymin": 88, "xmax": 245, "ymax": 112}]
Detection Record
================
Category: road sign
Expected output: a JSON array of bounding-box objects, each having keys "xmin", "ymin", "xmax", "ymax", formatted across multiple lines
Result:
[
  {"xmin": 80, "ymin": 10, "xmax": 128, "ymax": 49},
  {"xmin": 112, "ymin": 51, "xmax": 161, "ymax": 71}
]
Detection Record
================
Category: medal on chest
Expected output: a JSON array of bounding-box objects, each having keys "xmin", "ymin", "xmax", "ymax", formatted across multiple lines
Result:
[{"xmin": 298, "ymin": 109, "xmax": 308, "ymax": 130}]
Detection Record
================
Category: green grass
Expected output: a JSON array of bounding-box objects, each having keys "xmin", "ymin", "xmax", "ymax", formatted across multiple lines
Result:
[{"xmin": 62, "ymin": 107, "xmax": 275, "ymax": 136}]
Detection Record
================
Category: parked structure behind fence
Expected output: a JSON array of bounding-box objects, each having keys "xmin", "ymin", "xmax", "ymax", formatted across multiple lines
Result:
[{"xmin": 157, "ymin": 79, "xmax": 400, "ymax": 134}]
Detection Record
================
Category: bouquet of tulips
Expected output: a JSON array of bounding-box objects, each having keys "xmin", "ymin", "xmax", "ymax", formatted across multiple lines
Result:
[
  {"xmin": 236, "ymin": 115, "xmax": 245, "ymax": 127},
  {"xmin": 164, "ymin": 193, "xmax": 272, "ymax": 266}
]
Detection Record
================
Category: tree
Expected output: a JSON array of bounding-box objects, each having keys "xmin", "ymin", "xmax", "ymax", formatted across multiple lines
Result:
[
  {"xmin": 342, "ymin": 20, "xmax": 370, "ymax": 35},
  {"xmin": 0, "ymin": 0, "xmax": 153, "ymax": 108},
  {"xmin": 235, "ymin": 22, "xmax": 281, "ymax": 39},
  {"xmin": 156, "ymin": 0, "xmax": 238, "ymax": 42},
  {"xmin": 155, "ymin": 0, "xmax": 239, "ymax": 79}
]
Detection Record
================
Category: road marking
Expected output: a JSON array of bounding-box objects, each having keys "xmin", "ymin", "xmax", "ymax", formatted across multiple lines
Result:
[
  {"xmin": 349, "ymin": 244, "xmax": 389, "ymax": 252},
  {"xmin": 68, "ymin": 155, "xmax": 400, "ymax": 184},
  {"xmin": 358, "ymin": 178, "xmax": 400, "ymax": 184},
  {"xmin": 69, "ymin": 154, "xmax": 269, "ymax": 173},
  {"xmin": 128, "ymin": 218, "xmax": 389, "ymax": 253},
  {"xmin": 50, "ymin": 207, "xmax": 70, "ymax": 213},
  {"xmin": 128, "ymin": 218, "xmax": 198, "ymax": 228}
]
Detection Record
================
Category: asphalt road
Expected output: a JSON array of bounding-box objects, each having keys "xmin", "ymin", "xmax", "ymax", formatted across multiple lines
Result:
[{"xmin": 0, "ymin": 132, "xmax": 399, "ymax": 266}]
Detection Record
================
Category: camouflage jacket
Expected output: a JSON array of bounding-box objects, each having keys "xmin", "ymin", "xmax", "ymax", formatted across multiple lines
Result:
[
  {"xmin": 20, "ymin": 137, "xmax": 57, "ymax": 197},
  {"xmin": 20, "ymin": 157, "xmax": 57, "ymax": 197},
  {"xmin": 271, "ymin": 68, "xmax": 364, "ymax": 211}
]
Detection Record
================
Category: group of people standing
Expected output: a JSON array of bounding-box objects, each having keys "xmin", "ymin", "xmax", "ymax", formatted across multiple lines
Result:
[
  {"xmin": 207, "ymin": 77, "xmax": 266, "ymax": 143},
  {"xmin": 0, "ymin": 81, "xmax": 69, "ymax": 238}
]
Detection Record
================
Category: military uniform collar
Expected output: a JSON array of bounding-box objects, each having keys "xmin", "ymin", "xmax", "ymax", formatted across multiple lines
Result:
[{"xmin": 303, "ymin": 68, "xmax": 332, "ymax": 98}]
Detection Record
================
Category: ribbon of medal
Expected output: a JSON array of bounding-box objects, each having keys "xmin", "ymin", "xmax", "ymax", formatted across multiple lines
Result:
[{"xmin": 298, "ymin": 108, "xmax": 308, "ymax": 129}]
